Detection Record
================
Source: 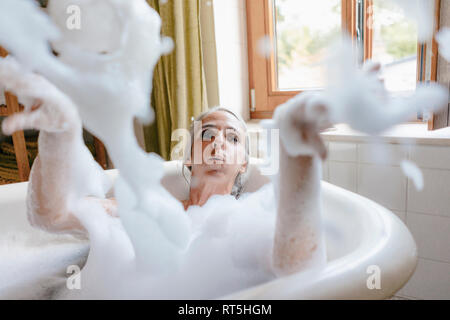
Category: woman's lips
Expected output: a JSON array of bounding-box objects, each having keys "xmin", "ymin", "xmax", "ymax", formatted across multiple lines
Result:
[{"xmin": 207, "ymin": 157, "xmax": 225, "ymax": 164}]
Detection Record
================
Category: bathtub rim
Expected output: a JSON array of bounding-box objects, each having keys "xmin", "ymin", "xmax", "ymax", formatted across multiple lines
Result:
[{"xmin": 222, "ymin": 181, "xmax": 418, "ymax": 300}]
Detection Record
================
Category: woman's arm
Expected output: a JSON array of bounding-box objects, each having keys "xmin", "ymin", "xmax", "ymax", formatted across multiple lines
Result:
[
  {"xmin": 272, "ymin": 144, "xmax": 327, "ymax": 275},
  {"xmin": 26, "ymin": 130, "xmax": 115, "ymax": 237},
  {"xmin": 271, "ymin": 62, "xmax": 384, "ymax": 276},
  {"xmin": 271, "ymin": 92, "xmax": 329, "ymax": 276},
  {"xmin": 0, "ymin": 57, "xmax": 114, "ymax": 237}
]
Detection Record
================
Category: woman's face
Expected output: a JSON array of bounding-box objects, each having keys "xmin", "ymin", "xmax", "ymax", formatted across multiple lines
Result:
[{"xmin": 189, "ymin": 111, "xmax": 247, "ymax": 184}]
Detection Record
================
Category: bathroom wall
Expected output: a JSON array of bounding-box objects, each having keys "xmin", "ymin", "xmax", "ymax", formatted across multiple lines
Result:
[
  {"xmin": 202, "ymin": 0, "xmax": 250, "ymax": 120},
  {"xmin": 322, "ymin": 139, "xmax": 450, "ymax": 300},
  {"xmin": 200, "ymin": 0, "xmax": 220, "ymax": 108}
]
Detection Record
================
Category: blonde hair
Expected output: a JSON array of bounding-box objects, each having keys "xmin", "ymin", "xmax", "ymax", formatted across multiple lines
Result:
[{"xmin": 182, "ymin": 106, "xmax": 250, "ymax": 199}]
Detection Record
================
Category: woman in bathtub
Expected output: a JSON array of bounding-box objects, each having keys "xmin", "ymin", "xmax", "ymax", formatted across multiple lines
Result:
[{"xmin": 0, "ymin": 58, "xmax": 379, "ymax": 275}]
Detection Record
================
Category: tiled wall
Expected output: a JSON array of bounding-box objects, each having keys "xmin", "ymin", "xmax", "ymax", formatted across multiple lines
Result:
[{"xmin": 323, "ymin": 140, "xmax": 450, "ymax": 300}]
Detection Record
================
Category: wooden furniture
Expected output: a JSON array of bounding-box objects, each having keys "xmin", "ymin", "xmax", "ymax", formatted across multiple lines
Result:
[
  {"xmin": 0, "ymin": 46, "xmax": 30, "ymax": 181},
  {"xmin": 93, "ymin": 137, "xmax": 108, "ymax": 169}
]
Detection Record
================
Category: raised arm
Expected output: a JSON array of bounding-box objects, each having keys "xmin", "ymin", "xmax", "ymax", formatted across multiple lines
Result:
[
  {"xmin": 0, "ymin": 57, "xmax": 114, "ymax": 237},
  {"xmin": 271, "ymin": 62, "xmax": 385, "ymax": 276},
  {"xmin": 270, "ymin": 92, "xmax": 330, "ymax": 276}
]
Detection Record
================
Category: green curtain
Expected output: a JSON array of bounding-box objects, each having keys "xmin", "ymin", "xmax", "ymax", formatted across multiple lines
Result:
[{"xmin": 144, "ymin": 0, "xmax": 209, "ymax": 160}]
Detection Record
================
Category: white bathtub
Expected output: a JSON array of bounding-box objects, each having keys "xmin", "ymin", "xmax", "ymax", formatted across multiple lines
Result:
[{"xmin": 0, "ymin": 161, "xmax": 417, "ymax": 299}]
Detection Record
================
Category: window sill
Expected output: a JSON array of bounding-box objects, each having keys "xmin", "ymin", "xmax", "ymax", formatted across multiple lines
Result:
[
  {"xmin": 321, "ymin": 123, "xmax": 450, "ymax": 146},
  {"xmin": 246, "ymin": 120, "xmax": 450, "ymax": 146}
]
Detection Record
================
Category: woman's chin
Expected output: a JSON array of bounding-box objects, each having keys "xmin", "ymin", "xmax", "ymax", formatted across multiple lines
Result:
[{"xmin": 204, "ymin": 164, "xmax": 228, "ymax": 175}]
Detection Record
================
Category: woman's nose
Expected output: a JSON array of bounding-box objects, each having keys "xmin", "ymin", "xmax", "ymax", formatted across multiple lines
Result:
[
  {"xmin": 211, "ymin": 134, "xmax": 226, "ymax": 156},
  {"xmin": 213, "ymin": 133, "xmax": 225, "ymax": 148}
]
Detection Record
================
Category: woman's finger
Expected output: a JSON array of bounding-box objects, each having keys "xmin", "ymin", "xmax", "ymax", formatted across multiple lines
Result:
[
  {"xmin": 0, "ymin": 57, "xmax": 23, "ymax": 84},
  {"xmin": 1, "ymin": 109, "xmax": 44, "ymax": 135},
  {"xmin": 362, "ymin": 60, "xmax": 381, "ymax": 74},
  {"xmin": 0, "ymin": 60, "xmax": 52, "ymax": 102},
  {"xmin": 30, "ymin": 100, "xmax": 42, "ymax": 111}
]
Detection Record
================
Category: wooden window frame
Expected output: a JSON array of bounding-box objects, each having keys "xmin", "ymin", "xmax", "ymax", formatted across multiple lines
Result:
[
  {"xmin": 0, "ymin": 46, "xmax": 30, "ymax": 181},
  {"xmin": 247, "ymin": 0, "xmax": 356, "ymax": 119},
  {"xmin": 425, "ymin": 0, "xmax": 441, "ymax": 130},
  {"xmin": 247, "ymin": 0, "xmax": 441, "ymax": 128}
]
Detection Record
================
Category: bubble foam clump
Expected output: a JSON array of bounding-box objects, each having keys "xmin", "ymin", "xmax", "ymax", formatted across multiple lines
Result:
[
  {"xmin": 323, "ymin": 38, "xmax": 448, "ymax": 136},
  {"xmin": 392, "ymin": 0, "xmax": 436, "ymax": 43},
  {"xmin": 55, "ymin": 183, "xmax": 277, "ymax": 300}
]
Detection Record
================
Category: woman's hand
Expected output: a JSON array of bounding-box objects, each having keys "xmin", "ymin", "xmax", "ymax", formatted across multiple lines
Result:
[
  {"xmin": 273, "ymin": 61, "xmax": 383, "ymax": 161},
  {"xmin": 0, "ymin": 57, "xmax": 115, "ymax": 237},
  {"xmin": 273, "ymin": 91, "xmax": 331, "ymax": 160},
  {"xmin": 0, "ymin": 56, "xmax": 82, "ymax": 136}
]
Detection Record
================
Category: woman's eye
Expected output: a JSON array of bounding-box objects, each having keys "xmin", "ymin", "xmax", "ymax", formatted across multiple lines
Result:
[
  {"xmin": 201, "ymin": 129, "xmax": 215, "ymax": 141},
  {"xmin": 227, "ymin": 134, "xmax": 239, "ymax": 144}
]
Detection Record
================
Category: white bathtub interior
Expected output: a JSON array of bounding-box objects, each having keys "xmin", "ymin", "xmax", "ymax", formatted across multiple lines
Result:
[{"xmin": 0, "ymin": 160, "xmax": 418, "ymax": 299}]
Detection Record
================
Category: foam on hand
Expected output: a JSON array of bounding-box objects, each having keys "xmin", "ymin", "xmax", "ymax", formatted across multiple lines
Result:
[
  {"xmin": 436, "ymin": 27, "xmax": 450, "ymax": 62},
  {"xmin": 0, "ymin": 0, "xmax": 61, "ymax": 70},
  {"xmin": 270, "ymin": 36, "xmax": 448, "ymax": 158},
  {"xmin": 324, "ymin": 38, "xmax": 448, "ymax": 136}
]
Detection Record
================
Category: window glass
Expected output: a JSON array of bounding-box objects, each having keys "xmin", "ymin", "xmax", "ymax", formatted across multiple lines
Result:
[
  {"xmin": 370, "ymin": 0, "xmax": 418, "ymax": 92},
  {"xmin": 274, "ymin": 0, "xmax": 342, "ymax": 90}
]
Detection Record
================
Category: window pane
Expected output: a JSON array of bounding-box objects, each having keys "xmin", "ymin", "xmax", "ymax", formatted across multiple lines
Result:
[
  {"xmin": 274, "ymin": 0, "xmax": 342, "ymax": 90},
  {"xmin": 370, "ymin": 0, "xmax": 418, "ymax": 92}
]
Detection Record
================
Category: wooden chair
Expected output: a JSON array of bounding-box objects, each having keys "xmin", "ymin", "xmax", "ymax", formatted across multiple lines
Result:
[
  {"xmin": 0, "ymin": 47, "xmax": 30, "ymax": 181},
  {"xmin": 0, "ymin": 46, "xmax": 108, "ymax": 183}
]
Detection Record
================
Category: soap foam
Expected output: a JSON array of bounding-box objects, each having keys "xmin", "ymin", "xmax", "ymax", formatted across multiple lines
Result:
[{"xmin": 0, "ymin": 0, "xmax": 448, "ymax": 300}]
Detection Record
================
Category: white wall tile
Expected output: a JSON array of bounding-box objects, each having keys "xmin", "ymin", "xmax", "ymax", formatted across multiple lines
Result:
[
  {"xmin": 358, "ymin": 164, "xmax": 407, "ymax": 211},
  {"xmin": 328, "ymin": 161, "xmax": 357, "ymax": 192},
  {"xmin": 392, "ymin": 210, "xmax": 406, "ymax": 222},
  {"xmin": 358, "ymin": 143, "xmax": 409, "ymax": 165},
  {"xmin": 410, "ymin": 145, "xmax": 450, "ymax": 170},
  {"xmin": 328, "ymin": 142, "xmax": 358, "ymax": 162},
  {"xmin": 398, "ymin": 258, "xmax": 450, "ymax": 299},
  {"xmin": 407, "ymin": 168, "xmax": 450, "ymax": 218},
  {"xmin": 322, "ymin": 160, "xmax": 329, "ymax": 182},
  {"xmin": 407, "ymin": 212, "xmax": 450, "ymax": 263}
]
